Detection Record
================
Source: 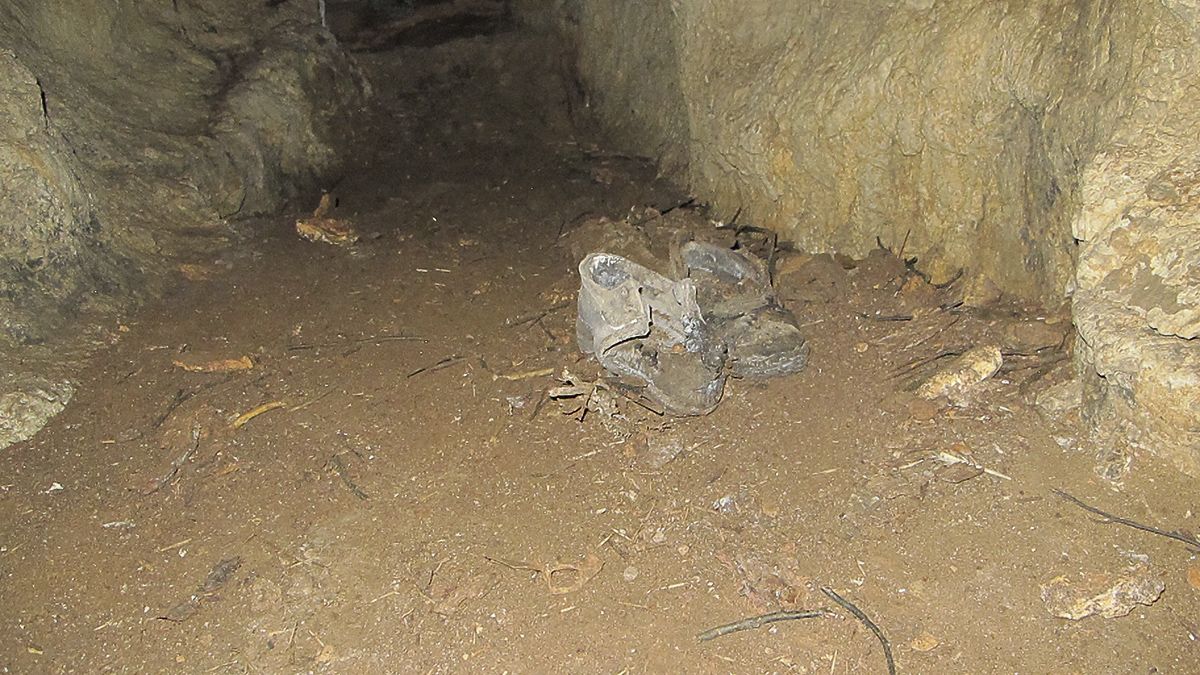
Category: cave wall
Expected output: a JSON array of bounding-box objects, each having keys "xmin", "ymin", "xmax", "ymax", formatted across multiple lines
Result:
[
  {"xmin": 0, "ymin": 0, "xmax": 369, "ymax": 352},
  {"xmin": 540, "ymin": 0, "xmax": 1175, "ymax": 304},
  {"xmin": 527, "ymin": 0, "xmax": 1200, "ymax": 475}
]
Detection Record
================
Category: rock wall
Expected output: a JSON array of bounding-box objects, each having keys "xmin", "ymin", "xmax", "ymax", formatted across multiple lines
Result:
[
  {"xmin": 0, "ymin": 0, "xmax": 368, "ymax": 352},
  {"xmin": 529, "ymin": 0, "xmax": 1200, "ymax": 475},
  {"xmin": 1072, "ymin": 2, "xmax": 1200, "ymax": 476},
  {"xmin": 0, "ymin": 0, "xmax": 368, "ymax": 449},
  {"xmin": 543, "ymin": 0, "xmax": 1174, "ymax": 304}
]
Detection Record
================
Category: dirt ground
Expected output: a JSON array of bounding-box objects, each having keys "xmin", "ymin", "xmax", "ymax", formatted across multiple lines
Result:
[{"xmin": 2, "ymin": 16, "xmax": 1199, "ymax": 675}]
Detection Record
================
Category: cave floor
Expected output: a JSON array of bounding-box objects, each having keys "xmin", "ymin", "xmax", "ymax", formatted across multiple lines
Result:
[{"xmin": 2, "ymin": 23, "xmax": 1199, "ymax": 675}]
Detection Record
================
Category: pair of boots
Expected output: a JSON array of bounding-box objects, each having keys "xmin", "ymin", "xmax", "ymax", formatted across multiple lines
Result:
[{"xmin": 577, "ymin": 241, "xmax": 809, "ymax": 415}]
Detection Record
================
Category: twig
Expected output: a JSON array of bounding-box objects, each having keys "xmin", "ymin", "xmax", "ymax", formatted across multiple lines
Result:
[
  {"xmin": 888, "ymin": 347, "xmax": 964, "ymax": 380},
  {"xmin": 506, "ymin": 301, "xmax": 572, "ymax": 327},
  {"xmin": 232, "ymin": 401, "xmax": 286, "ymax": 429},
  {"xmin": 897, "ymin": 227, "xmax": 912, "ymax": 260},
  {"xmin": 528, "ymin": 389, "xmax": 549, "ymax": 421},
  {"xmin": 289, "ymin": 389, "xmax": 336, "ymax": 412},
  {"xmin": 144, "ymin": 424, "xmax": 201, "ymax": 495},
  {"xmin": 697, "ymin": 609, "xmax": 827, "ymax": 642},
  {"xmin": 493, "ymin": 367, "xmax": 555, "ymax": 382},
  {"xmin": 604, "ymin": 380, "xmax": 666, "ymax": 415},
  {"xmin": 483, "ymin": 555, "xmax": 540, "ymax": 573},
  {"xmin": 151, "ymin": 388, "xmax": 193, "ymax": 429},
  {"xmin": 288, "ymin": 334, "xmax": 427, "ymax": 351},
  {"xmin": 407, "ymin": 354, "xmax": 464, "ymax": 378},
  {"xmin": 328, "ymin": 454, "xmax": 369, "ymax": 500},
  {"xmin": 861, "ymin": 313, "xmax": 913, "ymax": 322},
  {"xmin": 821, "ymin": 586, "xmax": 895, "ymax": 675},
  {"xmin": 630, "ymin": 197, "xmax": 697, "ymax": 227},
  {"xmin": 156, "ymin": 538, "xmax": 193, "ymax": 553},
  {"xmin": 1053, "ymin": 489, "xmax": 1200, "ymax": 551}
]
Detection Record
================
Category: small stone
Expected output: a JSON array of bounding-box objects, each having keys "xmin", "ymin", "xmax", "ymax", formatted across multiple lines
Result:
[
  {"xmin": 712, "ymin": 495, "xmax": 737, "ymax": 513},
  {"xmin": 961, "ymin": 274, "xmax": 1002, "ymax": 307},
  {"xmin": 900, "ymin": 274, "xmax": 935, "ymax": 299},
  {"xmin": 0, "ymin": 377, "xmax": 75, "ymax": 450},
  {"xmin": 916, "ymin": 345, "xmax": 1003, "ymax": 406},
  {"xmin": 1188, "ymin": 565, "xmax": 1200, "ymax": 592},
  {"xmin": 854, "ymin": 342, "xmax": 869, "ymax": 353},
  {"xmin": 1040, "ymin": 566, "xmax": 1165, "ymax": 620},
  {"xmin": 1001, "ymin": 318, "xmax": 1069, "ymax": 353},
  {"xmin": 677, "ymin": 545, "xmax": 690, "ymax": 556},
  {"xmin": 910, "ymin": 631, "xmax": 940, "ymax": 652},
  {"xmin": 622, "ymin": 566, "xmax": 639, "ymax": 582},
  {"xmin": 1034, "ymin": 378, "xmax": 1083, "ymax": 419}
]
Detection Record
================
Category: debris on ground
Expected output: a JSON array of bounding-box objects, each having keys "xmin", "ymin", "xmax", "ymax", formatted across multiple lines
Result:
[
  {"xmin": 1033, "ymin": 376, "xmax": 1083, "ymax": 419},
  {"xmin": 548, "ymin": 370, "xmax": 629, "ymax": 431},
  {"xmin": 822, "ymin": 586, "xmax": 896, "ymax": 675},
  {"xmin": 172, "ymin": 354, "xmax": 254, "ymax": 373},
  {"xmin": 485, "ymin": 551, "xmax": 603, "ymax": 595},
  {"xmin": 574, "ymin": 215, "xmax": 808, "ymax": 415},
  {"xmin": 935, "ymin": 446, "xmax": 1012, "ymax": 482},
  {"xmin": 231, "ymin": 401, "xmax": 286, "ymax": 429},
  {"xmin": 1053, "ymin": 489, "xmax": 1200, "ymax": 550},
  {"xmin": 295, "ymin": 193, "xmax": 359, "ymax": 246},
  {"xmin": 160, "ymin": 556, "xmax": 243, "ymax": 622},
  {"xmin": 697, "ymin": 608, "xmax": 827, "ymax": 642},
  {"xmin": 178, "ymin": 264, "xmax": 215, "ymax": 282},
  {"xmin": 910, "ymin": 631, "xmax": 941, "ymax": 652},
  {"xmin": 1040, "ymin": 566, "xmax": 1165, "ymax": 620},
  {"xmin": 916, "ymin": 344, "xmax": 1003, "ymax": 406},
  {"xmin": 428, "ymin": 567, "xmax": 499, "ymax": 618}
]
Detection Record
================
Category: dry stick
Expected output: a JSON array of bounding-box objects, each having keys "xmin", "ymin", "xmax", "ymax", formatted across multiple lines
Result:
[
  {"xmin": 506, "ymin": 301, "xmax": 572, "ymax": 327},
  {"xmin": 861, "ymin": 313, "xmax": 914, "ymax": 322},
  {"xmin": 145, "ymin": 424, "xmax": 202, "ymax": 495},
  {"xmin": 328, "ymin": 454, "xmax": 369, "ymax": 501},
  {"xmin": 697, "ymin": 609, "xmax": 827, "ymax": 642},
  {"xmin": 821, "ymin": 586, "xmax": 896, "ymax": 675},
  {"xmin": 528, "ymin": 388, "xmax": 549, "ymax": 421},
  {"xmin": 288, "ymin": 334, "xmax": 427, "ymax": 351},
  {"xmin": 888, "ymin": 348, "xmax": 963, "ymax": 380},
  {"xmin": 1053, "ymin": 489, "xmax": 1200, "ymax": 550},
  {"xmin": 407, "ymin": 354, "xmax": 465, "ymax": 378},
  {"xmin": 897, "ymin": 227, "xmax": 912, "ymax": 260},
  {"xmin": 151, "ymin": 388, "xmax": 193, "ymax": 429}
]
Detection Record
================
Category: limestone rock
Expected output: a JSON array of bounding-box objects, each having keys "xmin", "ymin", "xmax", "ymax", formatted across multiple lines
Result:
[
  {"xmin": 532, "ymin": 0, "xmax": 1180, "ymax": 305},
  {"xmin": 1073, "ymin": 47, "xmax": 1200, "ymax": 476},
  {"xmin": 1040, "ymin": 567, "xmax": 1165, "ymax": 620},
  {"xmin": 0, "ymin": 376, "xmax": 74, "ymax": 449},
  {"xmin": 916, "ymin": 345, "xmax": 1003, "ymax": 407},
  {"xmin": 1033, "ymin": 377, "xmax": 1083, "ymax": 420}
]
